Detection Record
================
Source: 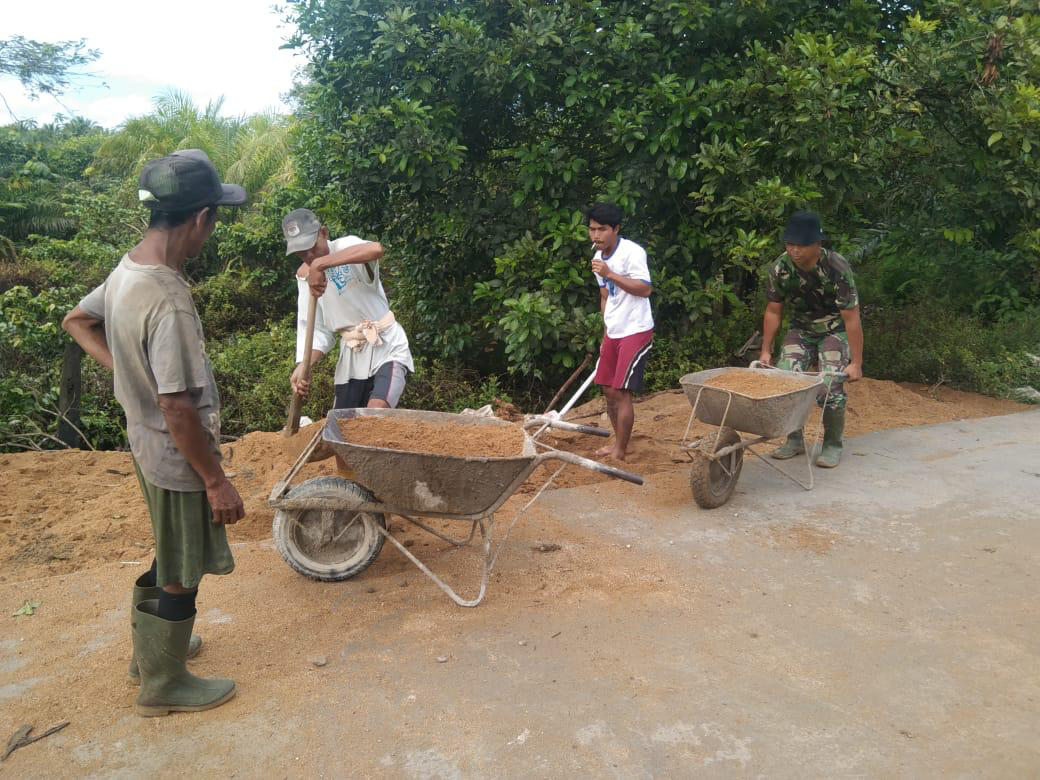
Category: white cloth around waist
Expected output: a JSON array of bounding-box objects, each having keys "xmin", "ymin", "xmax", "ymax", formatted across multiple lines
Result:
[{"xmin": 337, "ymin": 310, "xmax": 397, "ymax": 351}]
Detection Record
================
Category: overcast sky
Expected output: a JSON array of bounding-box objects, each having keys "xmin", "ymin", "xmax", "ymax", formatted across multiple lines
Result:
[{"xmin": 2, "ymin": 0, "xmax": 301, "ymax": 127}]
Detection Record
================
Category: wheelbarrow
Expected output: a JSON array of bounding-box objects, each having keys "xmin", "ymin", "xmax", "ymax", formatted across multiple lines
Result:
[
  {"xmin": 678, "ymin": 363, "xmax": 844, "ymax": 509},
  {"xmin": 267, "ymin": 408, "xmax": 643, "ymax": 607}
]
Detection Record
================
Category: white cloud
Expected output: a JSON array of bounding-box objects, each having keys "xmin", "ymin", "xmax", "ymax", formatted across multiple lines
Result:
[
  {"xmin": 3, "ymin": 0, "xmax": 302, "ymax": 125},
  {"xmin": 77, "ymin": 94, "xmax": 156, "ymax": 128}
]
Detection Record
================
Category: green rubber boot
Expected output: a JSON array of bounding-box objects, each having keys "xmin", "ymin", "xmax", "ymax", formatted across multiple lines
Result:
[
  {"xmin": 770, "ymin": 430, "xmax": 805, "ymax": 460},
  {"xmin": 128, "ymin": 580, "xmax": 201, "ymax": 683},
  {"xmin": 133, "ymin": 599, "xmax": 235, "ymax": 717},
  {"xmin": 816, "ymin": 406, "xmax": 846, "ymax": 468}
]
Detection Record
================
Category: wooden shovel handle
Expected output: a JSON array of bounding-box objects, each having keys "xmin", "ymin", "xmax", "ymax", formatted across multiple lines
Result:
[{"xmin": 284, "ymin": 292, "xmax": 318, "ymax": 436}]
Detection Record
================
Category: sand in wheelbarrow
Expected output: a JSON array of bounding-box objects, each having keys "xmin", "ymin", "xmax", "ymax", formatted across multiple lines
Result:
[
  {"xmin": 338, "ymin": 416, "xmax": 526, "ymax": 458},
  {"xmin": 703, "ymin": 370, "xmax": 816, "ymax": 398}
]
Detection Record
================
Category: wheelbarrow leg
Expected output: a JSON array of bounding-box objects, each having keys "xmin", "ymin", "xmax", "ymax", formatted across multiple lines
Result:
[
  {"xmin": 400, "ymin": 516, "xmax": 479, "ymax": 548},
  {"xmin": 745, "ymin": 442, "xmax": 815, "ymax": 490},
  {"xmin": 376, "ymin": 516, "xmax": 494, "ymax": 608}
]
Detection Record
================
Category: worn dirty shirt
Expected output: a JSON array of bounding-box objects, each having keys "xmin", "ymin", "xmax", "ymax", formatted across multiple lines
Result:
[
  {"xmin": 296, "ymin": 235, "xmax": 414, "ymax": 383},
  {"xmin": 764, "ymin": 248, "xmax": 859, "ymax": 334},
  {"xmin": 79, "ymin": 255, "xmax": 221, "ymax": 491}
]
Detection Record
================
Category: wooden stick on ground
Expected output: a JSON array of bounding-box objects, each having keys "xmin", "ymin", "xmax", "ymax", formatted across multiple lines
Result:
[
  {"xmin": 543, "ymin": 353, "xmax": 594, "ymax": 415},
  {"xmin": 3, "ymin": 721, "xmax": 69, "ymax": 761}
]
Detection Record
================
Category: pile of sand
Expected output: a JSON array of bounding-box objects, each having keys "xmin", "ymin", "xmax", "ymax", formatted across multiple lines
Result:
[
  {"xmin": 338, "ymin": 416, "xmax": 525, "ymax": 457},
  {"xmin": 0, "ymin": 379, "xmax": 1027, "ymax": 583},
  {"xmin": 701, "ymin": 370, "xmax": 816, "ymax": 398},
  {"xmin": 0, "ymin": 422, "xmax": 337, "ymax": 583}
]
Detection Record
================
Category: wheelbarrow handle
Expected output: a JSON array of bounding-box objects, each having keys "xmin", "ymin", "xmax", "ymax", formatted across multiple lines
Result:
[
  {"xmin": 538, "ymin": 450, "xmax": 644, "ymax": 485},
  {"xmin": 750, "ymin": 360, "xmax": 848, "ymax": 381},
  {"xmin": 523, "ymin": 416, "xmax": 610, "ymax": 437}
]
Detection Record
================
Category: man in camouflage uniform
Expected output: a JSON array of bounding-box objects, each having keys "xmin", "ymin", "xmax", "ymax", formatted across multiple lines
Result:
[{"xmin": 757, "ymin": 211, "xmax": 864, "ymax": 468}]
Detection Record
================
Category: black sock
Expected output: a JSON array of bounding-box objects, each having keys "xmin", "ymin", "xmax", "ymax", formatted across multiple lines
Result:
[
  {"xmin": 135, "ymin": 559, "xmax": 158, "ymax": 589},
  {"xmin": 157, "ymin": 589, "xmax": 198, "ymax": 621}
]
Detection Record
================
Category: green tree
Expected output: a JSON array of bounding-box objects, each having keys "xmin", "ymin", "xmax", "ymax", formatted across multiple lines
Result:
[
  {"xmin": 286, "ymin": 0, "xmax": 1039, "ymax": 394},
  {"xmin": 92, "ymin": 91, "xmax": 293, "ymax": 202},
  {"xmin": 865, "ymin": 1, "xmax": 1040, "ymax": 319},
  {"xmin": 0, "ymin": 118, "xmax": 106, "ymax": 244},
  {"xmin": 285, "ymin": 0, "xmax": 914, "ymax": 378},
  {"xmin": 0, "ymin": 36, "xmax": 100, "ymax": 117}
]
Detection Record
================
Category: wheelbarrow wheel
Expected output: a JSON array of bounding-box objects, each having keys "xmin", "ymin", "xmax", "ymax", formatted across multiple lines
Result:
[
  {"xmin": 689, "ymin": 427, "xmax": 743, "ymax": 509},
  {"xmin": 273, "ymin": 476, "xmax": 386, "ymax": 582}
]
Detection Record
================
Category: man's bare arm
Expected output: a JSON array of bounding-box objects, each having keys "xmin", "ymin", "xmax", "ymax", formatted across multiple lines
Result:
[
  {"xmin": 62, "ymin": 306, "xmax": 113, "ymax": 370},
  {"xmin": 158, "ymin": 391, "xmax": 244, "ymax": 525},
  {"xmin": 841, "ymin": 306, "xmax": 864, "ymax": 381},
  {"xmin": 590, "ymin": 259, "xmax": 652, "ymax": 297},
  {"xmin": 307, "ymin": 241, "xmax": 383, "ymax": 296},
  {"xmin": 758, "ymin": 301, "xmax": 784, "ymax": 364},
  {"xmin": 608, "ymin": 277, "xmax": 652, "ymax": 297}
]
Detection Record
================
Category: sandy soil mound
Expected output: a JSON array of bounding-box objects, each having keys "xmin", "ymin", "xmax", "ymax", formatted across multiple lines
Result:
[
  {"xmin": 0, "ymin": 379, "xmax": 1026, "ymax": 583},
  {"xmin": 338, "ymin": 415, "xmax": 526, "ymax": 457}
]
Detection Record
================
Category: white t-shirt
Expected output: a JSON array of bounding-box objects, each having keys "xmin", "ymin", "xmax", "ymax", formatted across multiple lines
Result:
[
  {"xmin": 79, "ymin": 256, "xmax": 221, "ymax": 491},
  {"xmin": 592, "ymin": 237, "xmax": 654, "ymax": 338},
  {"xmin": 296, "ymin": 235, "xmax": 414, "ymax": 383}
]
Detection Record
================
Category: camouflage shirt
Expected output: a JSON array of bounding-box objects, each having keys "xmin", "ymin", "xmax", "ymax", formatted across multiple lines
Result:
[{"xmin": 764, "ymin": 248, "xmax": 859, "ymax": 334}]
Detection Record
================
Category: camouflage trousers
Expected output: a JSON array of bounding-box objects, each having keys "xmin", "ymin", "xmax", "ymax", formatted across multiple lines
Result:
[{"xmin": 776, "ymin": 329, "xmax": 849, "ymax": 409}]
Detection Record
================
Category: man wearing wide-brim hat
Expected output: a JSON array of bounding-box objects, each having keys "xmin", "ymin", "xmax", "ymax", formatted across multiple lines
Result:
[{"xmin": 757, "ymin": 210, "xmax": 864, "ymax": 468}]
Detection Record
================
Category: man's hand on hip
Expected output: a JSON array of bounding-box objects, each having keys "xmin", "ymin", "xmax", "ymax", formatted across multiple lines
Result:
[{"xmin": 206, "ymin": 477, "xmax": 245, "ymax": 525}]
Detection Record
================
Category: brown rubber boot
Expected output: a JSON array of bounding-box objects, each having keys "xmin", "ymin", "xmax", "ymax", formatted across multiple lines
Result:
[
  {"xmin": 133, "ymin": 599, "xmax": 235, "ymax": 717},
  {"xmin": 128, "ymin": 581, "xmax": 201, "ymax": 683}
]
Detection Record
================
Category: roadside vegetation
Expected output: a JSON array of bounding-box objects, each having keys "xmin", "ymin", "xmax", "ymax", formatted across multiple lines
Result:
[{"xmin": 2, "ymin": 0, "xmax": 1038, "ymax": 452}]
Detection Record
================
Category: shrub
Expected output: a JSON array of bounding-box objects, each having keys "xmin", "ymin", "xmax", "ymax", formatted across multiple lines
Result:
[
  {"xmin": 400, "ymin": 357, "xmax": 513, "ymax": 413},
  {"xmin": 867, "ymin": 305, "xmax": 1040, "ymax": 397},
  {"xmin": 193, "ymin": 266, "xmax": 294, "ymax": 343},
  {"xmin": 207, "ymin": 321, "xmax": 326, "ymax": 437}
]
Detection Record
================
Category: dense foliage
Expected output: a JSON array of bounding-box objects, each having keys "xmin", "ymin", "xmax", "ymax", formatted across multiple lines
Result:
[
  {"xmin": 286, "ymin": 0, "xmax": 1039, "ymax": 381},
  {"xmin": 2, "ymin": 0, "xmax": 1039, "ymax": 452}
]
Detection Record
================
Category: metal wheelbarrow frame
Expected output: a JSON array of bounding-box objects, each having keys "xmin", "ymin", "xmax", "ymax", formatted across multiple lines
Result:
[{"xmin": 268, "ymin": 408, "xmax": 643, "ymax": 607}]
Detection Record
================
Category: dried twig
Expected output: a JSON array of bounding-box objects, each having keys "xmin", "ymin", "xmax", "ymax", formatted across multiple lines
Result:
[
  {"xmin": 37, "ymin": 407, "xmax": 96, "ymax": 451},
  {"xmin": 2, "ymin": 721, "xmax": 69, "ymax": 761}
]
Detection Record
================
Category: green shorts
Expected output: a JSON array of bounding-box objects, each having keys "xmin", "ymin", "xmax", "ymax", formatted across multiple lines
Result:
[{"xmin": 134, "ymin": 462, "xmax": 234, "ymax": 589}]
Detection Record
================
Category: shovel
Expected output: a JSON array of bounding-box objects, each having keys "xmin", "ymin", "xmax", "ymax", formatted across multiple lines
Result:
[{"xmin": 284, "ymin": 292, "xmax": 317, "ymax": 437}]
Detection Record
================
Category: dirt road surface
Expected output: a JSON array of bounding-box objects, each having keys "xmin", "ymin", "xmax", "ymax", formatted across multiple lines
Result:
[{"xmin": 1, "ymin": 389, "xmax": 1038, "ymax": 776}]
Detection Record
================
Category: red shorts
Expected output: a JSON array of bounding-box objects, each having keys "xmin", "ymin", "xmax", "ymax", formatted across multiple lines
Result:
[{"xmin": 595, "ymin": 329, "xmax": 654, "ymax": 391}]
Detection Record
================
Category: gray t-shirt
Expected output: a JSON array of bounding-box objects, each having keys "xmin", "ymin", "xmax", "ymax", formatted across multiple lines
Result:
[{"xmin": 79, "ymin": 255, "xmax": 221, "ymax": 491}]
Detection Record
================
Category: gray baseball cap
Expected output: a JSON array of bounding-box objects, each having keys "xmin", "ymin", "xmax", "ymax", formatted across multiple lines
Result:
[
  {"xmin": 282, "ymin": 208, "xmax": 322, "ymax": 255},
  {"xmin": 138, "ymin": 149, "xmax": 247, "ymax": 211}
]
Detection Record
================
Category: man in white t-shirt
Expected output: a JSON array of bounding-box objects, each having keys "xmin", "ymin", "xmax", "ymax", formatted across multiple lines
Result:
[
  {"xmin": 282, "ymin": 208, "xmax": 414, "ymax": 412},
  {"xmin": 588, "ymin": 202, "xmax": 654, "ymax": 461}
]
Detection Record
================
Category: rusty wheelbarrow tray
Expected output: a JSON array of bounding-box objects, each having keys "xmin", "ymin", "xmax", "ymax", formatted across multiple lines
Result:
[
  {"xmin": 678, "ymin": 363, "xmax": 843, "ymax": 509},
  {"xmin": 268, "ymin": 408, "xmax": 643, "ymax": 607}
]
